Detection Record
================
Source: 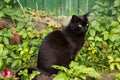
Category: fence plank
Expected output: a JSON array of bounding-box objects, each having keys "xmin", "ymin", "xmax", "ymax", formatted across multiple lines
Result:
[{"xmin": 19, "ymin": 0, "xmax": 114, "ymax": 15}]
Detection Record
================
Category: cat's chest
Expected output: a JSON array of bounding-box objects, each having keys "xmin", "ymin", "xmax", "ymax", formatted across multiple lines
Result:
[{"xmin": 66, "ymin": 37, "xmax": 84, "ymax": 56}]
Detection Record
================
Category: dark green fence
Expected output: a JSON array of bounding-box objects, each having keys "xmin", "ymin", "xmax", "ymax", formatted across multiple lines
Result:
[{"xmin": 20, "ymin": 0, "xmax": 114, "ymax": 15}]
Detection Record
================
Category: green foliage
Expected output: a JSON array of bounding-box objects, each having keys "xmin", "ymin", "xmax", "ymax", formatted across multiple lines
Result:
[
  {"xmin": 18, "ymin": 69, "xmax": 40, "ymax": 80},
  {"xmin": 0, "ymin": 0, "xmax": 120, "ymax": 79},
  {"xmin": 108, "ymin": 56, "xmax": 120, "ymax": 71},
  {"xmin": 53, "ymin": 61, "xmax": 101, "ymax": 80},
  {"xmin": 76, "ymin": 0, "xmax": 120, "ymax": 73},
  {"xmin": 116, "ymin": 73, "xmax": 120, "ymax": 80},
  {"xmin": 0, "ymin": 0, "xmax": 54, "ymax": 79}
]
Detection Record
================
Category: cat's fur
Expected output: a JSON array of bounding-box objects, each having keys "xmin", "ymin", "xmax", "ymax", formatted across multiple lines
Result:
[
  {"xmin": 37, "ymin": 13, "xmax": 89, "ymax": 75},
  {"xmin": 16, "ymin": 13, "xmax": 89, "ymax": 78}
]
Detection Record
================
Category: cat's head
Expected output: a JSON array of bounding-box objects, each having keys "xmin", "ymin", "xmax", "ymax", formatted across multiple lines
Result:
[{"xmin": 69, "ymin": 13, "xmax": 89, "ymax": 35}]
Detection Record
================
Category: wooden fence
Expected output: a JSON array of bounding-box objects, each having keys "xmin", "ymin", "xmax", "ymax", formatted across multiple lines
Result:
[{"xmin": 20, "ymin": 0, "xmax": 114, "ymax": 15}]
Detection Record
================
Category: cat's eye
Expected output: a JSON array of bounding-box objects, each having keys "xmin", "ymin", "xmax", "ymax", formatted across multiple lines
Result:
[
  {"xmin": 86, "ymin": 24, "xmax": 88, "ymax": 26},
  {"xmin": 79, "ymin": 24, "xmax": 82, "ymax": 27}
]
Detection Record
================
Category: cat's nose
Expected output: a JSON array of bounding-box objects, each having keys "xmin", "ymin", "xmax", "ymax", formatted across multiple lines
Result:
[
  {"xmin": 84, "ymin": 27, "xmax": 87, "ymax": 30},
  {"xmin": 82, "ymin": 27, "xmax": 87, "ymax": 31}
]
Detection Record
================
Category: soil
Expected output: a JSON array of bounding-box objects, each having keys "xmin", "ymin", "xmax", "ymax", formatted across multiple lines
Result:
[
  {"xmin": 34, "ymin": 73, "xmax": 116, "ymax": 80},
  {"xmin": 34, "ymin": 74, "xmax": 55, "ymax": 80}
]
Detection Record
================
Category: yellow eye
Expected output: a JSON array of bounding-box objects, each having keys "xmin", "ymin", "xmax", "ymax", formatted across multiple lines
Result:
[
  {"xmin": 86, "ymin": 24, "xmax": 88, "ymax": 26},
  {"xmin": 79, "ymin": 24, "xmax": 82, "ymax": 27}
]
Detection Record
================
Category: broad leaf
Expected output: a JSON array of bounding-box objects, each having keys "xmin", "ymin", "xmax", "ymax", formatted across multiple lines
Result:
[
  {"xmin": 110, "ymin": 63, "xmax": 115, "ymax": 70},
  {"xmin": 89, "ymin": 29, "xmax": 96, "ymax": 37},
  {"xmin": 3, "ymin": 37, "xmax": 9, "ymax": 45},
  {"xmin": 116, "ymin": 63, "xmax": 120, "ymax": 70},
  {"xmin": 53, "ymin": 72, "xmax": 69, "ymax": 80}
]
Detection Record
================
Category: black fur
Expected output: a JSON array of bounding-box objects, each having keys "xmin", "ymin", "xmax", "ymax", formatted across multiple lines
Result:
[
  {"xmin": 16, "ymin": 13, "xmax": 89, "ymax": 78},
  {"xmin": 37, "ymin": 13, "xmax": 89, "ymax": 75}
]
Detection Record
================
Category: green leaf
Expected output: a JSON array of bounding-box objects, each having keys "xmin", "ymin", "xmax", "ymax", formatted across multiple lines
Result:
[
  {"xmin": 17, "ymin": 21, "xmax": 25, "ymax": 29},
  {"xmin": 3, "ymin": 37, "xmax": 9, "ymax": 45},
  {"xmin": 0, "ymin": 59, "xmax": 3, "ymax": 68},
  {"xmin": 109, "ymin": 34, "xmax": 118, "ymax": 42},
  {"xmin": 114, "ymin": 0, "xmax": 120, "ymax": 6},
  {"xmin": 69, "ymin": 61, "xmax": 79, "ymax": 68},
  {"xmin": 30, "ymin": 71, "xmax": 40, "ymax": 80},
  {"xmin": 110, "ymin": 63, "xmax": 115, "ymax": 70},
  {"xmin": 102, "ymin": 31, "xmax": 109, "ymax": 40},
  {"xmin": 108, "ymin": 56, "xmax": 114, "ymax": 63},
  {"xmin": 111, "ymin": 21, "xmax": 119, "ymax": 27},
  {"xmin": 52, "ymin": 65, "xmax": 68, "ymax": 72},
  {"xmin": 12, "ymin": 60, "xmax": 21, "ymax": 68},
  {"xmin": 27, "ymin": 27, "xmax": 33, "ymax": 31},
  {"xmin": 86, "ymin": 68, "xmax": 101, "ymax": 79},
  {"xmin": 89, "ymin": 29, "xmax": 96, "ymax": 37},
  {"xmin": 28, "ymin": 32, "xmax": 34, "ymax": 38},
  {"xmin": 95, "ymin": 36, "xmax": 102, "ymax": 41},
  {"xmin": 53, "ymin": 72, "xmax": 69, "ymax": 80},
  {"xmin": 110, "ymin": 29, "xmax": 120, "ymax": 33},
  {"xmin": 0, "ymin": 44, "xmax": 3, "ymax": 54},
  {"xmin": 18, "ymin": 69, "xmax": 28, "ymax": 76},
  {"xmin": 88, "ymin": 37, "xmax": 94, "ymax": 41},
  {"xmin": 118, "ymin": 16, "xmax": 120, "ymax": 22},
  {"xmin": 115, "ymin": 58, "xmax": 120, "ymax": 62},
  {"xmin": 2, "ymin": 48, "xmax": 8, "ymax": 57},
  {"xmin": 4, "ymin": 0, "xmax": 10, "ymax": 3},
  {"xmin": 116, "ymin": 63, "xmax": 120, "ymax": 70},
  {"xmin": 6, "ymin": 58, "xmax": 13, "ymax": 64},
  {"xmin": 20, "ymin": 29, "xmax": 27, "ymax": 39},
  {"xmin": 0, "ymin": 11, "xmax": 5, "ymax": 18}
]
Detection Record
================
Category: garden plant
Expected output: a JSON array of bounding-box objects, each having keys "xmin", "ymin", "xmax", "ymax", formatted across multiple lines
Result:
[{"xmin": 0, "ymin": 0, "xmax": 120, "ymax": 80}]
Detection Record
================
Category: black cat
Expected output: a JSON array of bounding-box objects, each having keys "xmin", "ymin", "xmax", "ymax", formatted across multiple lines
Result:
[
  {"xmin": 16, "ymin": 13, "xmax": 89, "ymax": 78},
  {"xmin": 37, "ymin": 13, "xmax": 89, "ymax": 75}
]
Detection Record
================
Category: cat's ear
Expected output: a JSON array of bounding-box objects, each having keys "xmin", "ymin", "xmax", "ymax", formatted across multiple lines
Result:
[{"xmin": 71, "ymin": 15, "xmax": 78, "ymax": 23}]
